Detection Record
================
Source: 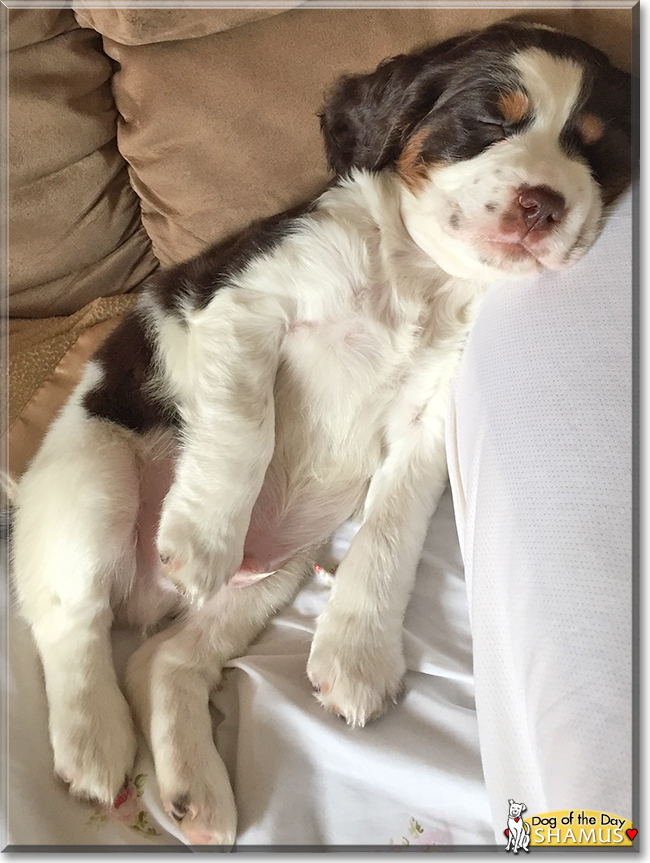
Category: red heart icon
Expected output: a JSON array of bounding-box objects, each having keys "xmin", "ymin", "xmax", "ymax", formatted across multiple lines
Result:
[
  {"xmin": 515, "ymin": 817, "xmax": 520, "ymax": 822},
  {"xmin": 626, "ymin": 829, "xmax": 637, "ymax": 841},
  {"xmin": 504, "ymin": 829, "xmax": 509, "ymax": 838}
]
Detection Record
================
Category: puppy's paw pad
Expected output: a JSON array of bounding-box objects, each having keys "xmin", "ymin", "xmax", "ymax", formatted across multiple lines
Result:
[
  {"xmin": 169, "ymin": 793, "xmax": 196, "ymax": 822},
  {"xmin": 162, "ymin": 790, "xmax": 236, "ymax": 847},
  {"xmin": 158, "ymin": 744, "xmax": 237, "ymax": 847},
  {"xmin": 160, "ymin": 554, "xmax": 183, "ymax": 574},
  {"xmin": 311, "ymin": 680, "xmax": 392, "ymax": 727}
]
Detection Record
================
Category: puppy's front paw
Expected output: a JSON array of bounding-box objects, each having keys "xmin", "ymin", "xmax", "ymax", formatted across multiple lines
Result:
[
  {"xmin": 51, "ymin": 688, "xmax": 137, "ymax": 806},
  {"xmin": 307, "ymin": 613, "xmax": 406, "ymax": 727},
  {"xmin": 157, "ymin": 508, "xmax": 239, "ymax": 603}
]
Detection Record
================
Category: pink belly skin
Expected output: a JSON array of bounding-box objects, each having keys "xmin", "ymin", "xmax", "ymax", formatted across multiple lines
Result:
[
  {"xmin": 135, "ymin": 445, "xmax": 361, "ymax": 591},
  {"xmin": 240, "ymin": 472, "xmax": 362, "ymax": 579}
]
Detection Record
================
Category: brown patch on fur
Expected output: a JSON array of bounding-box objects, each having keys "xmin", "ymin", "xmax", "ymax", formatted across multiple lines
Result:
[
  {"xmin": 498, "ymin": 91, "xmax": 529, "ymax": 124},
  {"xmin": 397, "ymin": 129, "xmax": 434, "ymax": 191},
  {"xmin": 83, "ymin": 310, "xmax": 179, "ymax": 433},
  {"xmin": 580, "ymin": 113, "xmax": 605, "ymax": 145}
]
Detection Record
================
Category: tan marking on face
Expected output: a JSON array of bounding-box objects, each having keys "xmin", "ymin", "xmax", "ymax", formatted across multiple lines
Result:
[
  {"xmin": 397, "ymin": 129, "xmax": 432, "ymax": 192},
  {"xmin": 580, "ymin": 112, "xmax": 604, "ymax": 144},
  {"xmin": 498, "ymin": 91, "xmax": 530, "ymax": 124}
]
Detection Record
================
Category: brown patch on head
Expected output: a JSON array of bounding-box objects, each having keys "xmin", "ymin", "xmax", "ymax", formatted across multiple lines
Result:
[
  {"xmin": 498, "ymin": 91, "xmax": 530, "ymax": 125},
  {"xmin": 579, "ymin": 113, "xmax": 605, "ymax": 145},
  {"xmin": 397, "ymin": 129, "xmax": 434, "ymax": 192}
]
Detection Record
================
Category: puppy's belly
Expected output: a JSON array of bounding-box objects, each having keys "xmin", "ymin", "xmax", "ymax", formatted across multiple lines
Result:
[
  {"xmin": 241, "ymin": 472, "xmax": 368, "ymax": 575},
  {"xmin": 132, "ymin": 435, "xmax": 368, "ymax": 586}
]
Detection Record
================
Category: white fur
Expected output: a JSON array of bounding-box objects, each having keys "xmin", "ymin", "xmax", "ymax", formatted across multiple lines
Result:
[
  {"xmin": 12, "ymin": 366, "xmax": 140, "ymax": 801},
  {"xmin": 12, "ymin": 53, "xmax": 607, "ymax": 844}
]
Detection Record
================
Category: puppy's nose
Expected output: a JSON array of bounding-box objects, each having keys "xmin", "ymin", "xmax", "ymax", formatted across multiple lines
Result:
[{"xmin": 518, "ymin": 186, "xmax": 566, "ymax": 232}]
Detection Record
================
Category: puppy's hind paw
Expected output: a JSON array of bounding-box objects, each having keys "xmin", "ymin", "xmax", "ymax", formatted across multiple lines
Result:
[
  {"xmin": 157, "ymin": 745, "xmax": 237, "ymax": 848},
  {"xmin": 51, "ymin": 691, "xmax": 137, "ymax": 807},
  {"xmin": 162, "ymin": 786, "xmax": 237, "ymax": 848}
]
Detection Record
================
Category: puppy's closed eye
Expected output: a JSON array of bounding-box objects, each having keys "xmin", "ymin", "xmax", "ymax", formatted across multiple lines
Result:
[{"xmin": 479, "ymin": 121, "xmax": 508, "ymax": 142}]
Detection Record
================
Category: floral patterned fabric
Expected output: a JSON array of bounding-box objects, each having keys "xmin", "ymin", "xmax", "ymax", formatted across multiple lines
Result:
[{"xmin": 86, "ymin": 775, "xmax": 160, "ymax": 838}]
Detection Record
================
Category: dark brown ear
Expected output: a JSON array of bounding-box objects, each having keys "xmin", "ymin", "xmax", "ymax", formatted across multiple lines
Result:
[
  {"xmin": 590, "ymin": 61, "xmax": 633, "ymax": 139},
  {"xmin": 609, "ymin": 67, "xmax": 634, "ymax": 141},
  {"xmin": 319, "ymin": 34, "xmax": 472, "ymax": 176},
  {"xmin": 585, "ymin": 63, "xmax": 635, "ymax": 202}
]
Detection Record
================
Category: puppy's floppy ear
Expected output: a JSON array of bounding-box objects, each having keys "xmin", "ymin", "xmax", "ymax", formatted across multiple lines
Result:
[
  {"xmin": 590, "ymin": 60, "xmax": 633, "ymax": 142},
  {"xmin": 319, "ymin": 34, "xmax": 471, "ymax": 176},
  {"xmin": 610, "ymin": 67, "xmax": 634, "ymax": 140}
]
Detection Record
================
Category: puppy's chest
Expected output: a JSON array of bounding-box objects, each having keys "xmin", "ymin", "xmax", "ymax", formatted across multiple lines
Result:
[
  {"xmin": 282, "ymin": 315, "xmax": 397, "ymax": 389},
  {"xmin": 280, "ymin": 310, "xmax": 467, "ymax": 419}
]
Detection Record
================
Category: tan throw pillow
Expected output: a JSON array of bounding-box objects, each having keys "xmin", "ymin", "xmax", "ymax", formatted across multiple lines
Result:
[
  {"xmin": 96, "ymin": 7, "xmax": 632, "ymax": 268},
  {"xmin": 8, "ymin": 8, "xmax": 158, "ymax": 317},
  {"xmin": 72, "ymin": 5, "xmax": 301, "ymax": 46}
]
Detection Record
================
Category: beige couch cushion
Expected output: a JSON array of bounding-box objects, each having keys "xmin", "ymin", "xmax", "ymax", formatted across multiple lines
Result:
[
  {"xmin": 9, "ymin": 8, "xmax": 158, "ymax": 317},
  {"xmin": 98, "ymin": 7, "xmax": 632, "ymax": 267},
  {"xmin": 72, "ymin": 4, "xmax": 300, "ymax": 45}
]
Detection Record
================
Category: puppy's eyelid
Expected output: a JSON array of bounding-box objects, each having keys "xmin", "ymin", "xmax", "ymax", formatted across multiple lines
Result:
[{"xmin": 478, "ymin": 120, "xmax": 507, "ymax": 140}]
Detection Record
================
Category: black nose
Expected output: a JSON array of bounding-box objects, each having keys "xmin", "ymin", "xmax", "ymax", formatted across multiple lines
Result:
[{"xmin": 518, "ymin": 186, "xmax": 566, "ymax": 232}]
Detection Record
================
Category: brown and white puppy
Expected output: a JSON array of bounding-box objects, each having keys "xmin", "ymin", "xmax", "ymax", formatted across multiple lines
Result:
[{"xmin": 12, "ymin": 22, "xmax": 631, "ymax": 846}]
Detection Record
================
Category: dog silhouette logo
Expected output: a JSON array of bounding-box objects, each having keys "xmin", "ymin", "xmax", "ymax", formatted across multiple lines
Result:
[{"xmin": 505, "ymin": 800, "xmax": 531, "ymax": 853}]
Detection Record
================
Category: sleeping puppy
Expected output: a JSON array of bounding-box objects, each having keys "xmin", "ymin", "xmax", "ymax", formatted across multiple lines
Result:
[{"xmin": 12, "ymin": 21, "xmax": 631, "ymax": 846}]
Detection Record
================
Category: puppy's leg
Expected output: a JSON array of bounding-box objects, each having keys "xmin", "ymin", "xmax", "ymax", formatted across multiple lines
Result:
[
  {"xmin": 151, "ymin": 292, "xmax": 289, "ymax": 603},
  {"xmin": 308, "ymin": 417, "xmax": 449, "ymax": 727},
  {"xmin": 12, "ymin": 400, "xmax": 139, "ymax": 804},
  {"xmin": 125, "ymin": 553, "xmax": 311, "ymax": 846}
]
